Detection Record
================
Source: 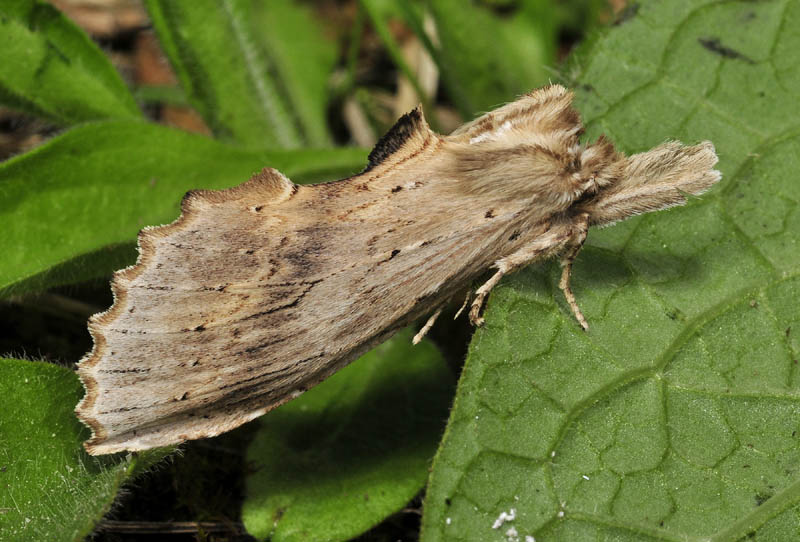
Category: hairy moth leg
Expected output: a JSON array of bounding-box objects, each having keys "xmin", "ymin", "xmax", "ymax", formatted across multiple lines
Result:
[
  {"xmin": 469, "ymin": 225, "xmax": 573, "ymax": 326},
  {"xmin": 469, "ymin": 268, "xmax": 507, "ymax": 327},
  {"xmin": 453, "ymin": 289, "xmax": 471, "ymax": 320},
  {"xmin": 413, "ymin": 306, "xmax": 443, "ymax": 345},
  {"xmin": 558, "ymin": 213, "xmax": 590, "ymax": 330}
]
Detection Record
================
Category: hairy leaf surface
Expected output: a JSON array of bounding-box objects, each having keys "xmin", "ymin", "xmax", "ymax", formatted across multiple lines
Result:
[
  {"xmin": 144, "ymin": 0, "xmax": 335, "ymax": 148},
  {"xmin": 0, "ymin": 1, "xmax": 139, "ymax": 123},
  {"xmin": 423, "ymin": 1, "xmax": 800, "ymax": 540},
  {"xmin": 0, "ymin": 358, "xmax": 167, "ymax": 542}
]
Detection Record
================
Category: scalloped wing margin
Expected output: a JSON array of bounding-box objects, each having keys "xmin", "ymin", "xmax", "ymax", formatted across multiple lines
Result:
[{"xmin": 75, "ymin": 168, "xmax": 296, "ymax": 453}]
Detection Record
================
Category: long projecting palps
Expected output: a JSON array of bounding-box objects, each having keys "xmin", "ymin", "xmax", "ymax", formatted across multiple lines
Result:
[
  {"xmin": 586, "ymin": 141, "xmax": 720, "ymax": 227},
  {"xmin": 76, "ymin": 85, "xmax": 720, "ymax": 454}
]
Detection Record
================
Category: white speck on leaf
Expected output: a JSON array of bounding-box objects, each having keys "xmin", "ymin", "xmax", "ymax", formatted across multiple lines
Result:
[{"xmin": 492, "ymin": 508, "xmax": 516, "ymax": 529}]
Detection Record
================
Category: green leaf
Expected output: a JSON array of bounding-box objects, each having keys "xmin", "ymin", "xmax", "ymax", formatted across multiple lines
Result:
[
  {"xmin": 424, "ymin": 0, "xmax": 557, "ymax": 117},
  {"xmin": 423, "ymin": 0, "xmax": 800, "ymax": 540},
  {"xmin": 242, "ymin": 330, "xmax": 453, "ymax": 542},
  {"xmin": 249, "ymin": 0, "xmax": 336, "ymax": 147},
  {"xmin": 134, "ymin": 84, "xmax": 190, "ymax": 107},
  {"xmin": 0, "ymin": 1, "xmax": 140, "ymax": 124},
  {"xmin": 144, "ymin": 0, "xmax": 335, "ymax": 148},
  {"xmin": 0, "ymin": 120, "xmax": 367, "ymax": 297},
  {"xmin": 0, "ymin": 358, "xmax": 168, "ymax": 542}
]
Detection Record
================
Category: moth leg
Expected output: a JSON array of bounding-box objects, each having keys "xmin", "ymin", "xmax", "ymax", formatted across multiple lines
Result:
[
  {"xmin": 559, "ymin": 213, "xmax": 590, "ymax": 330},
  {"xmin": 469, "ymin": 267, "xmax": 507, "ymax": 326},
  {"xmin": 453, "ymin": 289, "xmax": 471, "ymax": 320},
  {"xmin": 413, "ymin": 306, "xmax": 443, "ymax": 345},
  {"xmin": 469, "ymin": 225, "xmax": 574, "ymax": 326}
]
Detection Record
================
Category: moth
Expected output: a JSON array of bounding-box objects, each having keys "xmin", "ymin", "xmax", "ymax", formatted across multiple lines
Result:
[{"xmin": 77, "ymin": 85, "xmax": 720, "ymax": 454}]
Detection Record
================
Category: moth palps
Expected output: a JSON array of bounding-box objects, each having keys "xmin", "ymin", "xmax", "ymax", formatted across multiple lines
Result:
[{"xmin": 77, "ymin": 85, "xmax": 720, "ymax": 454}]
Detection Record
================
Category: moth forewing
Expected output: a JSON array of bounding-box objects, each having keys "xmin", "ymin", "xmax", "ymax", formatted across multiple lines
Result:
[{"xmin": 76, "ymin": 84, "xmax": 720, "ymax": 454}]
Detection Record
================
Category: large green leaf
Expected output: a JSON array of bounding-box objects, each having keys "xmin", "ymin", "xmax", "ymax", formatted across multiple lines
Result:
[
  {"xmin": 144, "ymin": 0, "xmax": 335, "ymax": 148},
  {"xmin": 0, "ymin": 358, "xmax": 168, "ymax": 542},
  {"xmin": 422, "ymin": 0, "xmax": 800, "ymax": 540},
  {"xmin": 242, "ymin": 330, "xmax": 453, "ymax": 542},
  {"xmin": 0, "ymin": 120, "xmax": 367, "ymax": 297},
  {"xmin": 0, "ymin": 0, "xmax": 139, "ymax": 124}
]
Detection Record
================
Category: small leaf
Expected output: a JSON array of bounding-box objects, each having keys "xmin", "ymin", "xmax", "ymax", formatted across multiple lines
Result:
[
  {"xmin": 0, "ymin": 120, "xmax": 367, "ymax": 297},
  {"xmin": 0, "ymin": 1, "xmax": 140, "ymax": 123},
  {"xmin": 423, "ymin": 0, "xmax": 800, "ymax": 540},
  {"xmin": 0, "ymin": 358, "xmax": 167, "ymax": 542},
  {"xmin": 144, "ymin": 0, "xmax": 335, "ymax": 148},
  {"xmin": 242, "ymin": 330, "xmax": 453, "ymax": 542}
]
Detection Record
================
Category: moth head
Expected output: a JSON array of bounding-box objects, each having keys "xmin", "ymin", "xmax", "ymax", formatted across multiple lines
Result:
[
  {"xmin": 512, "ymin": 135, "xmax": 625, "ymax": 210},
  {"xmin": 564, "ymin": 135, "xmax": 626, "ymax": 209},
  {"xmin": 575, "ymin": 136, "xmax": 625, "ymax": 192}
]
